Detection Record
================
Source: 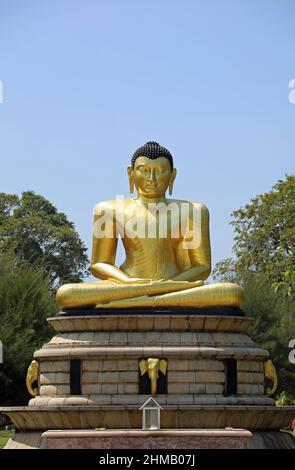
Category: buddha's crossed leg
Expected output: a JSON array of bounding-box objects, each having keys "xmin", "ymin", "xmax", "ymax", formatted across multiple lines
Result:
[
  {"xmin": 56, "ymin": 280, "xmax": 204, "ymax": 309},
  {"xmin": 96, "ymin": 282, "xmax": 243, "ymax": 309}
]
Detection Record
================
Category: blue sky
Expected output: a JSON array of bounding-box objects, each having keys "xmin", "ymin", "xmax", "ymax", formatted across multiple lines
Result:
[{"xmin": 0, "ymin": 0, "xmax": 294, "ymax": 272}]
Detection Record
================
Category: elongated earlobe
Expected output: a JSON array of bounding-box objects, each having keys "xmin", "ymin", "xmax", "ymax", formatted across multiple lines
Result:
[
  {"xmin": 169, "ymin": 168, "xmax": 177, "ymax": 195},
  {"xmin": 169, "ymin": 181, "xmax": 174, "ymax": 195},
  {"xmin": 127, "ymin": 166, "xmax": 135, "ymax": 194},
  {"xmin": 129, "ymin": 178, "xmax": 134, "ymax": 194}
]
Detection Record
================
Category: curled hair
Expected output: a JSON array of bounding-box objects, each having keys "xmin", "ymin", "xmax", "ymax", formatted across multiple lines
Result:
[{"xmin": 131, "ymin": 141, "xmax": 173, "ymax": 169}]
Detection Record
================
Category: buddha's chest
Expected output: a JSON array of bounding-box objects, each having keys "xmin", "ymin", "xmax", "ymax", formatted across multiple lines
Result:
[
  {"xmin": 121, "ymin": 236, "xmax": 179, "ymax": 278},
  {"xmin": 120, "ymin": 205, "xmax": 186, "ymax": 240}
]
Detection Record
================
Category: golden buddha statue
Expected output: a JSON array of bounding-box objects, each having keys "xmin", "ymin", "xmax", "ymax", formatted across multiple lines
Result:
[{"xmin": 56, "ymin": 141, "xmax": 242, "ymax": 310}]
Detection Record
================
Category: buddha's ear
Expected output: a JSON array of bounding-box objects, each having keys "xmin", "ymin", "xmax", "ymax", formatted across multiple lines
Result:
[
  {"xmin": 169, "ymin": 168, "xmax": 177, "ymax": 195},
  {"xmin": 127, "ymin": 166, "xmax": 135, "ymax": 194}
]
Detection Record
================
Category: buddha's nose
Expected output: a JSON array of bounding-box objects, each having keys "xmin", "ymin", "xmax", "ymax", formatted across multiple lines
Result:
[{"xmin": 148, "ymin": 169, "xmax": 156, "ymax": 183}]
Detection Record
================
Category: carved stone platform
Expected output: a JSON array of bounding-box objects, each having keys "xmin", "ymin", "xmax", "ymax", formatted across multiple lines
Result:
[
  {"xmin": 23, "ymin": 428, "xmax": 254, "ymax": 449},
  {"xmin": 1, "ymin": 308, "xmax": 295, "ymax": 448},
  {"xmin": 6, "ymin": 429, "xmax": 295, "ymax": 449},
  {"xmin": 28, "ymin": 311, "xmax": 273, "ymax": 408},
  {"xmin": 3, "ymin": 404, "xmax": 294, "ymax": 430}
]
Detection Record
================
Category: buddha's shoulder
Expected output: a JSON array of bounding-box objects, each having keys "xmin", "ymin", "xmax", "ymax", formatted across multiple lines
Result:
[
  {"xmin": 167, "ymin": 198, "xmax": 209, "ymax": 213},
  {"xmin": 94, "ymin": 198, "xmax": 209, "ymax": 215},
  {"xmin": 93, "ymin": 198, "xmax": 135, "ymax": 215}
]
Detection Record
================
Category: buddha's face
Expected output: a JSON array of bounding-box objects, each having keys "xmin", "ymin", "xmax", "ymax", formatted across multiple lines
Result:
[{"xmin": 129, "ymin": 156, "xmax": 176, "ymax": 199}]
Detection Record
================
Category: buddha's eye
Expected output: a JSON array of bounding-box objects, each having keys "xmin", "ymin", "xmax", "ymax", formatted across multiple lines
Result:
[
  {"xmin": 137, "ymin": 166, "xmax": 149, "ymax": 174},
  {"xmin": 156, "ymin": 167, "xmax": 169, "ymax": 174}
]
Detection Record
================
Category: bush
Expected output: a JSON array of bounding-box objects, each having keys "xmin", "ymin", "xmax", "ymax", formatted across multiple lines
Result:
[
  {"xmin": 240, "ymin": 274, "xmax": 295, "ymax": 396},
  {"xmin": 0, "ymin": 255, "xmax": 58, "ymax": 405}
]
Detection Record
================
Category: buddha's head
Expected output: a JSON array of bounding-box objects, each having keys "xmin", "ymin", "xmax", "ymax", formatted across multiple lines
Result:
[{"xmin": 128, "ymin": 141, "xmax": 177, "ymax": 199}]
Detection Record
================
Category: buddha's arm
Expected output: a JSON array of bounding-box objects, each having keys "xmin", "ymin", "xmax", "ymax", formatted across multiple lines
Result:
[
  {"xmin": 91, "ymin": 234, "xmax": 152, "ymax": 284},
  {"xmin": 91, "ymin": 204, "xmax": 150, "ymax": 284},
  {"xmin": 171, "ymin": 265, "xmax": 210, "ymax": 282},
  {"xmin": 91, "ymin": 236, "xmax": 126, "ymax": 283},
  {"xmin": 172, "ymin": 203, "xmax": 211, "ymax": 282},
  {"xmin": 91, "ymin": 262, "xmax": 132, "ymax": 283},
  {"xmin": 90, "ymin": 204, "xmax": 127, "ymax": 283}
]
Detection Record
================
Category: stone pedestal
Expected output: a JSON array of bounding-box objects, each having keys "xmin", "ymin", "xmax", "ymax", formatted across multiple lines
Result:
[
  {"xmin": 1, "ymin": 308, "xmax": 295, "ymax": 448},
  {"xmin": 42, "ymin": 428, "xmax": 252, "ymax": 449}
]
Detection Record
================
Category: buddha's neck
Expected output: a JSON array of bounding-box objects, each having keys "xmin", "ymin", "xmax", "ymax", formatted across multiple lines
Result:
[{"xmin": 135, "ymin": 195, "xmax": 167, "ymax": 206}]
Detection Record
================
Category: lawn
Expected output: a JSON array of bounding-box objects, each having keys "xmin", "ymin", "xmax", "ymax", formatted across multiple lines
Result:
[{"xmin": 0, "ymin": 429, "xmax": 15, "ymax": 449}]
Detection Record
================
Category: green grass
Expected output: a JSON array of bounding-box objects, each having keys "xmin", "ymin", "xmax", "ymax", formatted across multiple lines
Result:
[{"xmin": 0, "ymin": 429, "xmax": 15, "ymax": 449}]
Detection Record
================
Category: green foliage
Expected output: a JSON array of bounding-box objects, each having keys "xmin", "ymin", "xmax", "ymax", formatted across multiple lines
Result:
[
  {"xmin": 0, "ymin": 191, "xmax": 89, "ymax": 287},
  {"xmin": 213, "ymin": 176, "xmax": 295, "ymax": 396},
  {"xmin": 0, "ymin": 429, "xmax": 14, "ymax": 448},
  {"xmin": 272, "ymin": 270, "xmax": 295, "ymax": 299},
  {"xmin": 231, "ymin": 175, "xmax": 295, "ymax": 281},
  {"xmin": 212, "ymin": 258, "xmax": 241, "ymax": 284},
  {"xmin": 239, "ymin": 274, "xmax": 295, "ymax": 395},
  {"xmin": 0, "ymin": 255, "xmax": 58, "ymax": 405},
  {"xmin": 276, "ymin": 391, "xmax": 295, "ymax": 406}
]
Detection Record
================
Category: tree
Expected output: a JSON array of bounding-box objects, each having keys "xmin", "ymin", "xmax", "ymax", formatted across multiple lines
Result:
[
  {"xmin": 239, "ymin": 273, "xmax": 295, "ymax": 396},
  {"xmin": 213, "ymin": 174, "xmax": 295, "ymax": 396},
  {"xmin": 0, "ymin": 191, "xmax": 89, "ymax": 287},
  {"xmin": 272, "ymin": 270, "xmax": 295, "ymax": 299},
  {"xmin": 0, "ymin": 255, "xmax": 57, "ymax": 405},
  {"xmin": 215, "ymin": 175, "xmax": 295, "ymax": 284}
]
